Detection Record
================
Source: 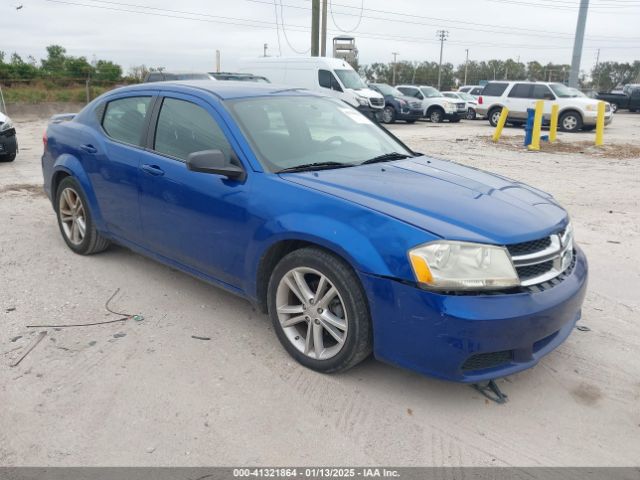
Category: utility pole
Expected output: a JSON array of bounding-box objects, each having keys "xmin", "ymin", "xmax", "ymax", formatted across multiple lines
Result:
[
  {"xmin": 311, "ymin": 0, "xmax": 320, "ymax": 57},
  {"xmin": 569, "ymin": 0, "xmax": 589, "ymax": 88},
  {"xmin": 436, "ymin": 30, "xmax": 449, "ymax": 90},
  {"xmin": 392, "ymin": 52, "xmax": 399, "ymax": 85},
  {"xmin": 464, "ymin": 48, "xmax": 469, "ymax": 86},
  {"xmin": 320, "ymin": 0, "xmax": 328, "ymax": 56},
  {"xmin": 215, "ymin": 50, "xmax": 220, "ymax": 73},
  {"xmin": 263, "ymin": 43, "xmax": 268, "ymax": 57}
]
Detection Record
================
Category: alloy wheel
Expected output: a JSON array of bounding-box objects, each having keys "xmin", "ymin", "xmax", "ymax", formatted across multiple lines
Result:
[
  {"xmin": 562, "ymin": 115, "xmax": 578, "ymax": 131},
  {"xmin": 275, "ymin": 267, "xmax": 348, "ymax": 360},
  {"xmin": 58, "ymin": 187, "xmax": 86, "ymax": 245},
  {"xmin": 381, "ymin": 106, "xmax": 394, "ymax": 123}
]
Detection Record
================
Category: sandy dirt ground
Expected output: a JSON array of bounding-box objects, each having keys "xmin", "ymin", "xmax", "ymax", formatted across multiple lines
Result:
[{"xmin": 1, "ymin": 109, "xmax": 639, "ymax": 467}]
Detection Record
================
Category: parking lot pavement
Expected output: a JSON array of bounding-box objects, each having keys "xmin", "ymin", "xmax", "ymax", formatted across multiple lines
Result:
[{"xmin": 1, "ymin": 111, "xmax": 639, "ymax": 466}]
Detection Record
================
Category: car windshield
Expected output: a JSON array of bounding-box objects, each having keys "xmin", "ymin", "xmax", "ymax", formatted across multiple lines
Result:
[
  {"xmin": 442, "ymin": 93, "xmax": 458, "ymax": 99},
  {"xmin": 372, "ymin": 84, "xmax": 403, "ymax": 96},
  {"xmin": 228, "ymin": 96, "xmax": 412, "ymax": 173},
  {"xmin": 550, "ymin": 83, "xmax": 578, "ymax": 98},
  {"xmin": 458, "ymin": 92, "xmax": 475, "ymax": 101},
  {"xmin": 420, "ymin": 86, "xmax": 442, "ymax": 98},
  {"xmin": 335, "ymin": 69, "xmax": 366, "ymax": 90}
]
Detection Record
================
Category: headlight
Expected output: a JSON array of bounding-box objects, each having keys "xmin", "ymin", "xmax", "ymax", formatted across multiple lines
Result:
[
  {"xmin": 356, "ymin": 97, "xmax": 369, "ymax": 106},
  {"xmin": 408, "ymin": 240, "xmax": 519, "ymax": 291},
  {"xmin": 585, "ymin": 105, "xmax": 597, "ymax": 112},
  {"xmin": 398, "ymin": 99, "xmax": 407, "ymax": 106},
  {"xmin": 442, "ymin": 101, "xmax": 452, "ymax": 109},
  {"xmin": 0, "ymin": 118, "xmax": 13, "ymax": 132}
]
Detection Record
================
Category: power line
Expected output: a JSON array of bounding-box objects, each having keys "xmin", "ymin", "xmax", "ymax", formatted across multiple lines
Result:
[
  {"xmin": 272, "ymin": 0, "xmax": 282, "ymax": 56},
  {"xmin": 329, "ymin": 0, "xmax": 363, "ymax": 33},
  {"xmin": 278, "ymin": 0, "xmax": 310, "ymax": 54}
]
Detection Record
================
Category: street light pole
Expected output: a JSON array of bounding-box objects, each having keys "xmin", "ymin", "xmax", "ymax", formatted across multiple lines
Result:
[
  {"xmin": 569, "ymin": 0, "xmax": 589, "ymax": 87},
  {"xmin": 392, "ymin": 52, "xmax": 399, "ymax": 85},
  {"xmin": 436, "ymin": 30, "xmax": 449, "ymax": 90},
  {"xmin": 464, "ymin": 48, "xmax": 469, "ymax": 86}
]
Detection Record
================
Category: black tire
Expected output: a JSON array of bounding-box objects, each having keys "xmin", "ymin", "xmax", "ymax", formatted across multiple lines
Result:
[
  {"xmin": 450, "ymin": 117, "xmax": 461, "ymax": 123},
  {"xmin": 488, "ymin": 107, "xmax": 503, "ymax": 127},
  {"xmin": 0, "ymin": 153, "xmax": 16, "ymax": 162},
  {"xmin": 582, "ymin": 125, "xmax": 596, "ymax": 132},
  {"xmin": 559, "ymin": 111, "xmax": 583, "ymax": 132},
  {"xmin": 429, "ymin": 107, "xmax": 444, "ymax": 123},
  {"xmin": 379, "ymin": 105, "xmax": 396, "ymax": 124},
  {"xmin": 405, "ymin": 119, "xmax": 416, "ymax": 124},
  {"xmin": 466, "ymin": 108, "xmax": 476, "ymax": 120},
  {"xmin": 267, "ymin": 247, "xmax": 372, "ymax": 374},
  {"xmin": 55, "ymin": 176, "xmax": 110, "ymax": 255},
  {"xmin": 630, "ymin": 108, "xmax": 637, "ymax": 113}
]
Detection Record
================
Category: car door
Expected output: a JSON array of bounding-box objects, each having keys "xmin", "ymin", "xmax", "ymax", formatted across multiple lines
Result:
[
  {"xmin": 88, "ymin": 93, "xmax": 156, "ymax": 243},
  {"xmin": 137, "ymin": 93, "xmax": 251, "ymax": 287},
  {"xmin": 505, "ymin": 83, "xmax": 533, "ymax": 119}
]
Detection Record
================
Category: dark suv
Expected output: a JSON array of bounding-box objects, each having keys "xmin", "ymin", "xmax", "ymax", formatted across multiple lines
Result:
[{"xmin": 368, "ymin": 83, "xmax": 423, "ymax": 124}]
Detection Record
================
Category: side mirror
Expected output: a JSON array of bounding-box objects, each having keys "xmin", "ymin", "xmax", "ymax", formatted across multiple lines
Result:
[
  {"xmin": 186, "ymin": 149, "xmax": 246, "ymax": 181},
  {"xmin": 543, "ymin": 93, "xmax": 555, "ymax": 101}
]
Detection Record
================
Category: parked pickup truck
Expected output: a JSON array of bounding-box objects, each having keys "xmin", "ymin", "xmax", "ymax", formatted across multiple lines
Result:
[{"xmin": 597, "ymin": 85, "xmax": 640, "ymax": 113}]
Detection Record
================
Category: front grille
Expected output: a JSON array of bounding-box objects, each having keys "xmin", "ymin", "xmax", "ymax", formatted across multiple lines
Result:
[
  {"xmin": 410, "ymin": 101, "xmax": 422, "ymax": 109},
  {"xmin": 370, "ymin": 97, "xmax": 384, "ymax": 107},
  {"xmin": 506, "ymin": 237, "xmax": 551, "ymax": 256},
  {"xmin": 456, "ymin": 102, "xmax": 466, "ymax": 111},
  {"xmin": 516, "ymin": 260, "xmax": 554, "ymax": 281},
  {"xmin": 506, "ymin": 226, "xmax": 573, "ymax": 287},
  {"xmin": 461, "ymin": 350, "xmax": 513, "ymax": 372}
]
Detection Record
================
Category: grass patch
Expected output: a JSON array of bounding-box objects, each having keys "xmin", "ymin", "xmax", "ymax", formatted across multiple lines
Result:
[{"xmin": 1, "ymin": 83, "xmax": 114, "ymax": 104}]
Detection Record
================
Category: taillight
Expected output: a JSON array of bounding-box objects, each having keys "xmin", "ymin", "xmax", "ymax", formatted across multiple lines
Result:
[
  {"xmin": 478, "ymin": 96, "xmax": 483, "ymax": 105},
  {"xmin": 43, "ymin": 130, "xmax": 48, "ymax": 147}
]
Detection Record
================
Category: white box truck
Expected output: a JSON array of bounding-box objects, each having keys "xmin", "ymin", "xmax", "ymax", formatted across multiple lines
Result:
[{"xmin": 237, "ymin": 57, "xmax": 384, "ymax": 116}]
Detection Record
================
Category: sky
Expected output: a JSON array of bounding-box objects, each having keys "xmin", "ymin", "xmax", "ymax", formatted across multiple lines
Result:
[{"xmin": 1, "ymin": 0, "xmax": 639, "ymax": 75}]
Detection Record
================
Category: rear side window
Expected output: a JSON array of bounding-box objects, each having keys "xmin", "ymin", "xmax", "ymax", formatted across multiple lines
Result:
[
  {"xmin": 471, "ymin": 87, "xmax": 483, "ymax": 95},
  {"xmin": 154, "ymin": 98, "xmax": 232, "ymax": 162},
  {"xmin": 482, "ymin": 83, "xmax": 509, "ymax": 97},
  {"xmin": 102, "ymin": 96, "xmax": 152, "ymax": 146},
  {"xmin": 508, "ymin": 83, "xmax": 532, "ymax": 98}
]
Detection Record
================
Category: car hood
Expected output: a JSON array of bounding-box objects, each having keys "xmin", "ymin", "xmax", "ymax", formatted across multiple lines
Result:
[{"xmin": 281, "ymin": 156, "xmax": 567, "ymax": 244}]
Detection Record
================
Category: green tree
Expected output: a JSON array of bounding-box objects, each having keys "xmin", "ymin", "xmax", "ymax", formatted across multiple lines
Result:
[
  {"xmin": 94, "ymin": 60, "xmax": 122, "ymax": 81},
  {"xmin": 41, "ymin": 45, "xmax": 67, "ymax": 76}
]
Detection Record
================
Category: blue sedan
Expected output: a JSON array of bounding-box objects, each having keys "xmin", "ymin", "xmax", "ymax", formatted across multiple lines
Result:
[{"xmin": 41, "ymin": 81, "xmax": 587, "ymax": 382}]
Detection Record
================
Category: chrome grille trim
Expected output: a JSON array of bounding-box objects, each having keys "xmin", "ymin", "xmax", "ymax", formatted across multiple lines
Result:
[{"xmin": 509, "ymin": 226, "xmax": 574, "ymax": 287}]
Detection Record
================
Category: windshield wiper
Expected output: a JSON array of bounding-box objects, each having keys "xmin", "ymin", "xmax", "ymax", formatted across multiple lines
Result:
[
  {"xmin": 276, "ymin": 161, "xmax": 355, "ymax": 173},
  {"xmin": 360, "ymin": 152, "xmax": 412, "ymax": 165}
]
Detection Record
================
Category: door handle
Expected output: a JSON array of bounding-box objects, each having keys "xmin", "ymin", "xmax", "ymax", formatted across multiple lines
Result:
[
  {"xmin": 80, "ymin": 144, "xmax": 97, "ymax": 154},
  {"xmin": 141, "ymin": 164, "xmax": 165, "ymax": 176}
]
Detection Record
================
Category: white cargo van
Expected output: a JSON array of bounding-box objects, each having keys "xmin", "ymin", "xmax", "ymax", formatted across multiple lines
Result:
[{"xmin": 237, "ymin": 57, "xmax": 384, "ymax": 115}]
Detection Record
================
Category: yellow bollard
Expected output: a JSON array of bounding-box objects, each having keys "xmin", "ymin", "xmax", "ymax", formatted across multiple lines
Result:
[
  {"xmin": 528, "ymin": 100, "xmax": 544, "ymax": 151},
  {"xmin": 549, "ymin": 104, "xmax": 559, "ymax": 143},
  {"xmin": 595, "ymin": 101, "xmax": 606, "ymax": 146},
  {"xmin": 491, "ymin": 107, "xmax": 510, "ymax": 142}
]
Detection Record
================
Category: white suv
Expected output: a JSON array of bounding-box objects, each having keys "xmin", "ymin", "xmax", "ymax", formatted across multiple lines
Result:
[
  {"xmin": 396, "ymin": 85, "xmax": 466, "ymax": 123},
  {"xmin": 476, "ymin": 81, "xmax": 612, "ymax": 132}
]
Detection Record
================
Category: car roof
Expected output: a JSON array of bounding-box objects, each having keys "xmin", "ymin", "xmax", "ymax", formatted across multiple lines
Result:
[{"xmin": 109, "ymin": 80, "xmax": 316, "ymax": 100}]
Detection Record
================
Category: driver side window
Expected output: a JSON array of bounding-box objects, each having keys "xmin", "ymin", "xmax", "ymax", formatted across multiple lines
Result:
[{"xmin": 318, "ymin": 69, "xmax": 342, "ymax": 92}]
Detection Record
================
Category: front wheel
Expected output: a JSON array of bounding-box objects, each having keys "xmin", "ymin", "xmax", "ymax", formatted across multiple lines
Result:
[
  {"xmin": 466, "ymin": 108, "xmax": 476, "ymax": 120},
  {"xmin": 488, "ymin": 108, "xmax": 502, "ymax": 127},
  {"xmin": 379, "ymin": 106, "xmax": 396, "ymax": 124},
  {"xmin": 55, "ymin": 176, "xmax": 110, "ymax": 255},
  {"xmin": 429, "ymin": 108, "xmax": 444, "ymax": 123},
  {"xmin": 267, "ymin": 247, "xmax": 372, "ymax": 373}
]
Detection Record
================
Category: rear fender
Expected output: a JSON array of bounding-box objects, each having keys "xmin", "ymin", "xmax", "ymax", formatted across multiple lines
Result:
[{"xmin": 52, "ymin": 154, "xmax": 107, "ymax": 232}]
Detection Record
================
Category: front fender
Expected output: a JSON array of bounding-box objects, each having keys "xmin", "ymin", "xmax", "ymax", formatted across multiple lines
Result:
[
  {"xmin": 52, "ymin": 155, "xmax": 107, "ymax": 232},
  {"xmin": 243, "ymin": 211, "xmax": 436, "ymax": 300}
]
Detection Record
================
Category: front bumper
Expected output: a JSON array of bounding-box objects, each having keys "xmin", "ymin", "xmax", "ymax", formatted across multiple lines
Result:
[
  {"xmin": 397, "ymin": 107, "xmax": 424, "ymax": 121},
  {"xmin": 360, "ymin": 246, "xmax": 588, "ymax": 383},
  {"xmin": 0, "ymin": 128, "xmax": 18, "ymax": 156},
  {"xmin": 356, "ymin": 105, "xmax": 382, "ymax": 120}
]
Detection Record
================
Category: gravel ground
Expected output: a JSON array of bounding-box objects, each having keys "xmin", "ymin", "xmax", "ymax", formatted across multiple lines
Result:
[{"xmin": 1, "ymin": 109, "xmax": 639, "ymax": 467}]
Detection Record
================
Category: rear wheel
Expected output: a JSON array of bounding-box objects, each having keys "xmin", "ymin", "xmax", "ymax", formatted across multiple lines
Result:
[
  {"xmin": 466, "ymin": 108, "xmax": 476, "ymax": 120},
  {"xmin": 55, "ymin": 176, "xmax": 110, "ymax": 255},
  {"xmin": 488, "ymin": 108, "xmax": 503, "ymax": 127},
  {"xmin": 559, "ymin": 111, "xmax": 583, "ymax": 132},
  {"xmin": 267, "ymin": 247, "xmax": 372, "ymax": 373}
]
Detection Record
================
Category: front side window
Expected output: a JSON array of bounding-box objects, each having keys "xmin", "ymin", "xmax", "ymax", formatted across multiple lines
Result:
[
  {"xmin": 102, "ymin": 96, "xmax": 151, "ymax": 146},
  {"xmin": 397, "ymin": 87, "xmax": 420, "ymax": 98},
  {"xmin": 228, "ymin": 96, "xmax": 411, "ymax": 172},
  {"xmin": 154, "ymin": 98, "xmax": 231, "ymax": 162},
  {"xmin": 318, "ymin": 69, "xmax": 339, "ymax": 90},
  {"xmin": 532, "ymin": 85, "xmax": 554, "ymax": 100}
]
